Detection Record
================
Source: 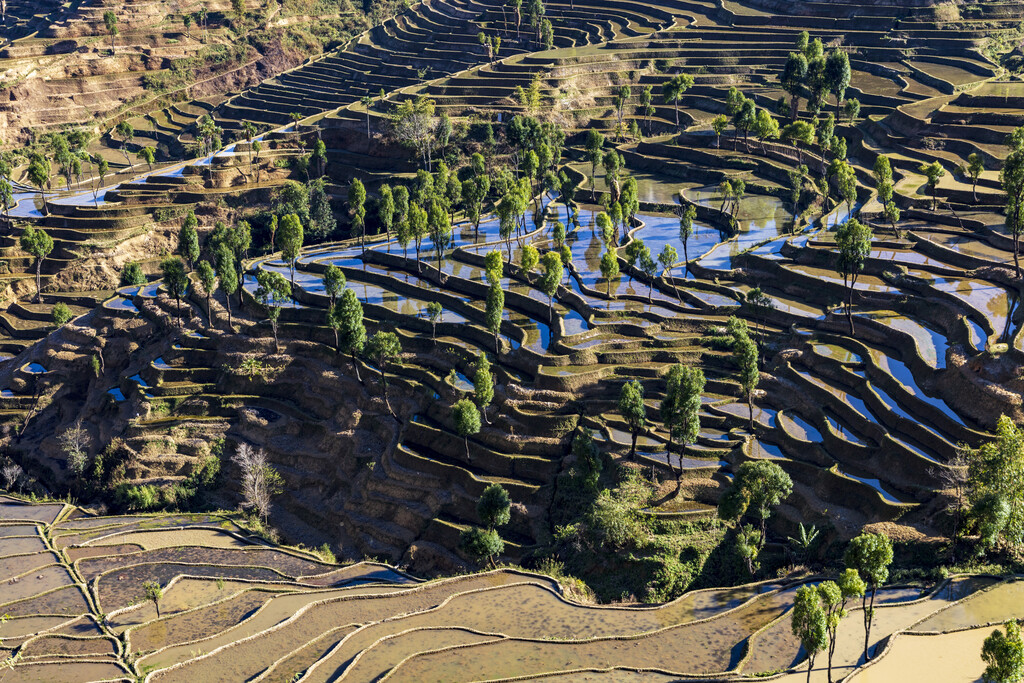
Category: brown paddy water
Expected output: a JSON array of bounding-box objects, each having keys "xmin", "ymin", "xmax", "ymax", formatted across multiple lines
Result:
[
  {"xmin": 0, "ymin": 525, "xmax": 41, "ymax": 537},
  {"xmin": 151, "ymin": 574, "xmax": 539, "ymax": 682},
  {"xmin": 0, "ymin": 536, "xmax": 47, "ymax": 557},
  {"xmin": 89, "ymin": 528, "xmax": 252, "ymax": 550},
  {"xmin": 128, "ymin": 590, "xmax": 278, "ymax": 653},
  {"xmin": 0, "ymin": 550, "xmax": 61, "ymax": 580},
  {"xmin": 258, "ymin": 625, "xmax": 360, "ymax": 683},
  {"xmin": 0, "ymin": 615, "xmax": 74, "ymax": 640},
  {"xmin": 743, "ymin": 576, "xmax": 995, "ymax": 680},
  {"xmin": 911, "ymin": 579, "xmax": 1024, "ymax": 632},
  {"xmin": 0, "ymin": 565, "xmax": 75, "ymax": 605},
  {"xmin": 1, "ymin": 661, "xmax": 129, "ymax": 682},
  {"xmin": 140, "ymin": 582, "xmax": 417, "ymax": 673},
  {"xmin": 65, "ymin": 544, "xmax": 143, "ymax": 562},
  {"xmin": 339, "ymin": 628, "xmax": 501, "ymax": 682},
  {"xmin": 379, "ymin": 586, "xmax": 797, "ymax": 681},
  {"xmin": 20, "ymin": 633, "xmax": 118, "ymax": 657},
  {"xmin": 1, "ymin": 584, "xmax": 91, "ymax": 617},
  {"xmin": 847, "ymin": 628, "xmax": 989, "ymax": 683},
  {"xmin": 0, "ymin": 498, "xmax": 63, "ymax": 523}
]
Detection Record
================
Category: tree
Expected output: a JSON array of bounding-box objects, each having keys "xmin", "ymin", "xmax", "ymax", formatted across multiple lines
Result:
[
  {"xmin": 618, "ymin": 379, "xmax": 646, "ymax": 460},
  {"xmin": 214, "ymin": 244, "xmax": 238, "ymax": 330},
  {"xmin": 58, "ymin": 420, "xmax": 89, "ymax": 479},
  {"xmin": 473, "ymin": 352, "xmax": 494, "ymax": 425},
  {"xmin": 428, "ymin": 198, "xmax": 451, "ymax": 278},
  {"xmin": 461, "ymin": 483, "xmax": 511, "ymax": 567},
  {"xmin": 322, "ymin": 265, "xmax": 345, "ymax": 308},
  {"xmin": 982, "ymin": 621, "xmax": 1024, "ymax": 683},
  {"xmin": 336, "ymin": 288, "xmax": 366, "ymax": 382},
  {"xmin": 968, "ymin": 415, "xmax": 1024, "ymax": 551},
  {"xmin": 662, "ymin": 74, "xmax": 694, "ymax": 131},
  {"xmin": 366, "ymin": 331, "xmax": 402, "ymax": 415},
  {"xmin": 733, "ymin": 98, "xmax": 757, "ymax": 150},
  {"xmin": 919, "ymin": 160, "xmax": 945, "ymax": 211},
  {"xmin": 845, "ymin": 532, "xmax": 894, "ymax": 662},
  {"xmin": 639, "ymin": 85, "xmax": 654, "ymax": 136},
  {"xmin": 378, "ymin": 184, "xmax": 394, "ymax": 240},
  {"xmin": 254, "ymin": 270, "xmax": 291, "ymax": 353},
  {"xmin": 968, "ymin": 152, "xmax": 984, "ymax": 202},
  {"xmin": 120, "ymin": 261, "xmax": 145, "ymax": 287},
  {"xmin": 844, "ymin": 97, "xmax": 860, "ymax": 124},
  {"xmin": 459, "ymin": 527, "xmax": 504, "ymax": 567},
  {"xmin": 834, "ymin": 218, "xmax": 872, "ymax": 335},
  {"xmin": 142, "ymin": 580, "xmax": 163, "ymax": 618},
  {"xmin": 781, "ymin": 121, "xmax": 815, "ymax": 163},
  {"xmin": 711, "ymin": 114, "xmax": 728, "ymax": 149},
  {"xmin": 27, "ymin": 155, "xmax": 51, "ymax": 216},
  {"xmin": 452, "ymin": 398, "xmax": 481, "ymax": 461},
  {"xmin": 196, "ymin": 260, "xmax": 218, "ymax": 325},
  {"xmin": 1003, "ymin": 137, "xmax": 1024, "ymax": 277},
  {"xmin": 585, "ymin": 129, "xmax": 605, "ymax": 201},
  {"xmin": 658, "ymin": 244, "xmax": 679, "ymax": 299},
  {"xmin": 824, "ymin": 49, "xmax": 851, "ymax": 116},
  {"xmin": 103, "ymin": 10, "xmax": 118, "ymax": 54},
  {"xmin": 391, "ymin": 95, "xmax": 438, "ymax": 170},
  {"xmin": 360, "ymin": 94, "xmax": 373, "ymax": 139},
  {"xmin": 792, "ymin": 585, "xmax": 828, "ymax": 683},
  {"xmin": 485, "ymin": 281, "xmax": 505, "ymax": 354},
  {"xmin": 736, "ymin": 524, "xmax": 762, "ymax": 575},
  {"xmin": 409, "ymin": 202, "xmax": 429, "ymax": 272},
  {"xmin": 115, "ymin": 121, "xmax": 134, "ymax": 170},
  {"xmin": 233, "ymin": 443, "xmax": 283, "ymax": 523},
  {"xmin": 137, "ymin": 146, "xmax": 156, "ymax": 172},
  {"xmin": 612, "ymin": 85, "xmax": 631, "ymax": 139},
  {"xmin": 781, "ymin": 52, "xmax": 808, "ymax": 119},
  {"xmin": 660, "ymin": 364, "xmax": 704, "ymax": 480},
  {"xmin": 719, "ymin": 460, "xmax": 792, "ymax": 544},
  {"xmin": 276, "ymin": 213, "xmax": 304, "ymax": 287},
  {"xmin": 821, "ymin": 570, "xmax": 866, "ymax": 683},
  {"xmin": 308, "ymin": 178, "xmax": 335, "ymax": 240},
  {"xmin": 426, "ymin": 300, "xmax": 442, "ymax": 341},
  {"xmin": 539, "ymin": 250, "xmax": 562, "ymax": 322},
  {"xmin": 348, "ymin": 178, "xmax": 367, "ymax": 250},
  {"xmin": 178, "ymin": 216, "xmax": 200, "ymax": 271},
  {"xmin": 19, "ymin": 226, "xmax": 53, "ymax": 303},
  {"xmin": 733, "ymin": 323, "xmax": 760, "ymax": 428},
  {"xmin": 755, "ymin": 109, "xmax": 780, "ymax": 155},
  {"xmin": 638, "ymin": 247, "xmax": 657, "ymax": 303},
  {"xmin": 599, "ymin": 247, "xmax": 619, "ymax": 300}
]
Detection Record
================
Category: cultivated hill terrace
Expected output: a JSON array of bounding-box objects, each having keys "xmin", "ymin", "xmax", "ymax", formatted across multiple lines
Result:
[{"xmin": 1, "ymin": 0, "xmax": 1024, "ymax": 679}]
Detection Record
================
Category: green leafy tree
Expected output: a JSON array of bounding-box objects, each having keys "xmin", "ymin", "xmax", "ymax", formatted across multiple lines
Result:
[
  {"xmin": 137, "ymin": 146, "xmax": 156, "ymax": 171},
  {"xmin": 658, "ymin": 244, "xmax": 679, "ymax": 299},
  {"xmin": 736, "ymin": 524, "xmax": 762, "ymax": 575},
  {"xmin": 781, "ymin": 52, "xmax": 808, "ymax": 119},
  {"xmin": 485, "ymin": 281, "xmax": 504, "ymax": 354},
  {"xmin": 276, "ymin": 213, "xmax": 304, "ymax": 287},
  {"xmin": 982, "ymin": 620, "xmax": 1024, "ymax": 683},
  {"xmin": 142, "ymin": 580, "xmax": 162, "ymax": 618},
  {"xmin": 378, "ymin": 184, "xmax": 394, "ymax": 240},
  {"xmin": 114, "ymin": 121, "xmax": 134, "ymax": 169},
  {"xmin": 254, "ymin": 269, "xmax": 291, "ymax": 353},
  {"xmin": 824, "ymin": 49, "xmax": 851, "ymax": 116},
  {"xmin": 459, "ymin": 527, "xmax": 503, "ymax": 567},
  {"xmin": 1003, "ymin": 135, "xmax": 1024, "ymax": 277},
  {"xmin": 27, "ymin": 155, "xmax": 51, "ymax": 216},
  {"xmin": 834, "ymin": 218, "xmax": 872, "ymax": 336},
  {"xmin": 618, "ymin": 379, "xmax": 646, "ymax": 460},
  {"xmin": 660, "ymin": 364, "xmax": 705, "ymax": 480},
  {"xmin": 719, "ymin": 460, "xmax": 792, "ymax": 542},
  {"xmin": 348, "ymin": 178, "xmax": 367, "ymax": 249},
  {"xmin": 712, "ymin": 114, "xmax": 728, "ymax": 149},
  {"xmin": 322, "ymin": 265, "xmax": 345, "ymax": 308},
  {"xmin": 103, "ymin": 10, "xmax": 118, "ymax": 54},
  {"xmin": 599, "ymin": 247, "xmax": 619, "ymax": 300},
  {"xmin": 214, "ymin": 244, "xmax": 238, "ymax": 330},
  {"xmin": 337, "ymin": 288, "xmax": 366, "ymax": 383},
  {"xmin": 539, "ymin": 250, "xmax": 562, "ymax": 322},
  {"xmin": 844, "ymin": 532, "xmax": 894, "ymax": 662},
  {"xmin": 20, "ymin": 226, "xmax": 54, "ymax": 303},
  {"xmin": 121, "ymin": 261, "xmax": 145, "ymax": 287},
  {"xmin": 585, "ymin": 128, "xmax": 605, "ymax": 201},
  {"xmin": 425, "ymin": 300, "xmax": 442, "ymax": 342},
  {"xmin": 473, "ymin": 352, "xmax": 494, "ymax": 425},
  {"xmin": 160, "ymin": 257, "xmax": 189, "ymax": 327},
  {"xmin": 965, "ymin": 152, "xmax": 985, "ymax": 202},
  {"xmin": 781, "ymin": 120, "xmax": 815, "ymax": 163},
  {"xmin": 844, "ymin": 97, "xmax": 860, "ymax": 124},
  {"xmin": 51, "ymin": 302, "xmax": 72, "ymax": 327},
  {"xmin": 919, "ymin": 160, "xmax": 945, "ymax": 211},
  {"xmin": 821, "ymin": 569, "xmax": 866, "ymax": 682},
  {"xmin": 732, "ymin": 323, "xmax": 760, "ymax": 428},
  {"xmin": 196, "ymin": 260, "xmax": 217, "ymax": 324},
  {"xmin": 968, "ymin": 415, "xmax": 1024, "ymax": 551},
  {"xmin": 452, "ymin": 398, "xmax": 481, "ymax": 461},
  {"xmin": 755, "ymin": 108, "xmax": 780, "ymax": 155},
  {"xmin": 792, "ymin": 585, "xmax": 828, "ymax": 683},
  {"xmin": 366, "ymin": 331, "xmax": 401, "ymax": 414},
  {"xmin": 662, "ymin": 74, "xmax": 694, "ymax": 131},
  {"xmin": 178, "ymin": 216, "xmax": 200, "ymax": 271}
]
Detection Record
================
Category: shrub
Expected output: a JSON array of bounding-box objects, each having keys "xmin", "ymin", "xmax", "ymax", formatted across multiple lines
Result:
[
  {"xmin": 114, "ymin": 483, "xmax": 161, "ymax": 511},
  {"xmin": 51, "ymin": 302, "xmax": 72, "ymax": 327}
]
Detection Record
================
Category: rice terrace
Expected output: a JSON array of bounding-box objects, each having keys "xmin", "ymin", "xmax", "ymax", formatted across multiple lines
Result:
[{"xmin": 2, "ymin": 0, "xmax": 1024, "ymax": 680}]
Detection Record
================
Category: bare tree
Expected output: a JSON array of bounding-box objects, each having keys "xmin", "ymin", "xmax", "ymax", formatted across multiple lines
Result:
[
  {"xmin": 58, "ymin": 420, "xmax": 90, "ymax": 479},
  {"xmin": 1, "ymin": 459, "xmax": 23, "ymax": 491},
  {"xmin": 232, "ymin": 443, "xmax": 283, "ymax": 523},
  {"xmin": 930, "ymin": 446, "xmax": 969, "ymax": 562}
]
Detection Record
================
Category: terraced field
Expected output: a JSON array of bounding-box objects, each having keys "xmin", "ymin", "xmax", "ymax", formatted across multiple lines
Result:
[
  {"xmin": 4, "ymin": 494, "xmax": 1019, "ymax": 681},
  {"xmin": 0, "ymin": 0, "xmax": 1022, "ymax": 677}
]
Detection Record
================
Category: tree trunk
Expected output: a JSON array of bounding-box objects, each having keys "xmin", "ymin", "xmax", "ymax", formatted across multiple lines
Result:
[
  {"xmin": 206, "ymin": 293, "xmax": 213, "ymax": 325},
  {"xmin": 351, "ymin": 352, "xmax": 362, "ymax": 383},
  {"xmin": 35, "ymin": 259, "xmax": 42, "ymax": 303},
  {"xmin": 272, "ymin": 322, "xmax": 280, "ymax": 354},
  {"xmin": 674, "ymin": 100, "xmax": 679, "ymax": 130},
  {"xmin": 154, "ymin": 601, "xmax": 160, "ymax": 619},
  {"xmin": 806, "ymin": 653, "xmax": 814, "ymax": 683},
  {"xmin": 630, "ymin": 431, "xmax": 637, "ymax": 460},
  {"xmin": 1014, "ymin": 234, "xmax": 1021, "ymax": 278},
  {"xmin": 848, "ymin": 279, "xmax": 856, "ymax": 336},
  {"xmin": 465, "ymin": 436, "xmax": 470, "ymax": 461}
]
